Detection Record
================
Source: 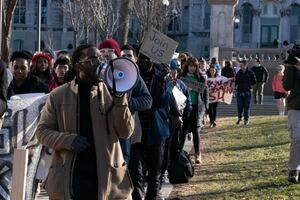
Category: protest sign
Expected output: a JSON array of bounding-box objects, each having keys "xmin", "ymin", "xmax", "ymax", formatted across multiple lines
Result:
[
  {"xmin": 0, "ymin": 93, "xmax": 47, "ymax": 200},
  {"xmin": 140, "ymin": 28, "xmax": 178, "ymax": 64},
  {"xmin": 181, "ymin": 77, "xmax": 206, "ymax": 94},
  {"xmin": 207, "ymin": 76, "xmax": 235, "ymax": 104}
]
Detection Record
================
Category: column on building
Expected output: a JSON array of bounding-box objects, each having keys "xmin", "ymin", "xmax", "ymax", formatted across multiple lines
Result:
[
  {"xmin": 208, "ymin": 0, "xmax": 238, "ymax": 59},
  {"xmin": 280, "ymin": 9, "xmax": 291, "ymax": 46},
  {"xmin": 252, "ymin": 9, "xmax": 261, "ymax": 48}
]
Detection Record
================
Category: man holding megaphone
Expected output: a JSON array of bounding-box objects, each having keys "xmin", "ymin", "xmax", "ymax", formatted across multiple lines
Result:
[{"xmin": 35, "ymin": 44, "xmax": 135, "ymax": 199}]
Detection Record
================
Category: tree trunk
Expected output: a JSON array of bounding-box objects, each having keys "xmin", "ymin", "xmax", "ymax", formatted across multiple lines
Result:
[
  {"xmin": 84, "ymin": 23, "xmax": 89, "ymax": 44},
  {"xmin": 73, "ymin": 30, "xmax": 78, "ymax": 49},
  {"xmin": 2, "ymin": 0, "xmax": 18, "ymax": 64},
  {"xmin": 116, "ymin": 0, "xmax": 132, "ymax": 46}
]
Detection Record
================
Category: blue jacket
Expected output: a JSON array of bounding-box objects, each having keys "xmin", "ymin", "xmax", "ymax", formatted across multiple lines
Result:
[
  {"xmin": 140, "ymin": 64, "xmax": 176, "ymax": 145},
  {"xmin": 165, "ymin": 75, "xmax": 192, "ymax": 117}
]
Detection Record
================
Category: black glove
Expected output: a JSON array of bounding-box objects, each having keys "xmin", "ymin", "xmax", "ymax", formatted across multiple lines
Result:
[{"xmin": 71, "ymin": 136, "xmax": 90, "ymax": 153}]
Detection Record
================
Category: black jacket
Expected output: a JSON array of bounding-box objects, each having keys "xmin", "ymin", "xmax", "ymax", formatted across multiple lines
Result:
[
  {"xmin": 7, "ymin": 75, "xmax": 49, "ymax": 99},
  {"xmin": 235, "ymin": 68, "xmax": 257, "ymax": 93},
  {"xmin": 251, "ymin": 65, "xmax": 269, "ymax": 83},
  {"xmin": 221, "ymin": 66, "xmax": 235, "ymax": 78},
  {"xmin": 0, "ymin": 64, "xmax": 7, "ymax": 117}
]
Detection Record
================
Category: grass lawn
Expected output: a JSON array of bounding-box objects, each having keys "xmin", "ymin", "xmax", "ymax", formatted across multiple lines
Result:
[{"xmin": 169, "ymin": 116, "xmax": 300, "ymax": 200}]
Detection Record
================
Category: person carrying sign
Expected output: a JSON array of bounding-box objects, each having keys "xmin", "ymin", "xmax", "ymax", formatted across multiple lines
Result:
[
  {"xmin": 160, "ymin": 59, "xmax": 192, "ymax": 184},
  {"xmin": 179, "ymin": 57, "xmax": 208, "ymax": 164}
]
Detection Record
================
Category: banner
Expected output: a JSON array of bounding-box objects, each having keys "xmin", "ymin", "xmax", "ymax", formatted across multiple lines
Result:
[
  {"xmin": 0, "ymin": 93, "xmax": 48, "ymax": 199},
  {"xmin": 181, "ymin": 77, "xmax": 206, "ymax": 94},
  {"xmin": 207, "ymin": 76, "xmax": 235, "ymax": 104},
  {"xmin": 139, "ymin": 28, "xmax": 178, "ymax": 64}
]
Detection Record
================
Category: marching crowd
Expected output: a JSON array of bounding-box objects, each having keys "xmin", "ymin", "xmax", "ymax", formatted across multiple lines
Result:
[{"xmin": 0, "ymin": 37, "xmax": 299, "ymax": 200}]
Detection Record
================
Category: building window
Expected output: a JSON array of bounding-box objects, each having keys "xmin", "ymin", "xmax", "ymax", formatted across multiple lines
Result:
[
  {"xmin": 35, "ymin": 0, "xmax": 47, "ymax": 25},
  {"xmin": 241, "ymin": 3, "xmax": 253, "ymax": 43},
  {"xmin": 290, "ymin": 4, "xmax": 300, "ymax": 43},
  {"xmin": 168, "ymin": 15, "xmax": 180, "ymax": 33},
  {"xmin": 204, "ymin": 2, "xmax": 210, "ymax": 30},
  {"xmin": 13, "ymin": 0, "xmax": 26, "ymax": 24},
  {"xmin": 13, "ymin": 40, "xmax": 24, "ymax": 51}
]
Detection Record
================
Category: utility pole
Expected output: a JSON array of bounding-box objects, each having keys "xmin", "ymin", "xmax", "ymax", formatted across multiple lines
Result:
[{"xmin": 37, "ymin": 0, "xmax": 41, "ymax": 51}]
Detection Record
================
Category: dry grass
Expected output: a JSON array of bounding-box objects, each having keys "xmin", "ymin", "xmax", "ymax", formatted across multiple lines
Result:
[{"xmin": 168, "ymin": 116, "xmax": 300, "ymax": 200}]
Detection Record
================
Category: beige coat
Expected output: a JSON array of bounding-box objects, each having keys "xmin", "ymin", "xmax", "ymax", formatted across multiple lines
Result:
[{"xmin": 35, "ymin": 80, "xmax": 134, "ymax": 200}]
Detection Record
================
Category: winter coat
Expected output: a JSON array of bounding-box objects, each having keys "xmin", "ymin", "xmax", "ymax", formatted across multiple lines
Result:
[
  {"xmin": 235, "ymin": 68, "xmax": 257, "ymax": 93},
  {"xmin": 7, "ymin": 75, "xmax": 49, "ymax": 98},
  {"xmin": 251, "ymin": 65, "xmax": 269, "ymax": 83},
  {"xmin": 283, "ymin": 66, "xmax": 300, "ymax": 110},
  {"xmin": 35, "ymin": 80, "xmax": 135, "ymax": 200}
]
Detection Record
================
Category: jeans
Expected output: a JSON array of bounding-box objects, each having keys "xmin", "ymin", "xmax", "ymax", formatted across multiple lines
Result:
[
  {"xmin": 288, "ymin": 110, "xmax": 300, "ymax": 170},
  {"xmin": 129, "ymin": 143, "xmax": 145, "ymax": 200},
  {"xmin": 252, "ymin": 82, "xmax": 265, "ymax": 104},
  {"xmin": 236, "ymin": 91, "xmax": 251, "ymax": 121},
  {"xmin": 208, "ymin": 102, "xmax": 218, "ymax": 123},
  {"xmin": 145, "ymin": 143, "xmax": 164, "ymax": 200}
]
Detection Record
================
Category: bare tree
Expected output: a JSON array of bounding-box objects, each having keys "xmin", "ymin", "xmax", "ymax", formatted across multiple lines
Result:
[
  {"xmin": 88, "ymin": 0, "xmax": 120, "ymax": 41},
  {"xmin": 133, "ymin": 0, "xmax": 182, "ymax": 41},
  {"xmin": 116, "ymin": 0, "xmax": 133, "ymax": 46},
  {"xmin": 54, "ymin": 0, "xmax": 83, "ymax": 49},
  {"xmin": 2, "ymin": 0, "xmax": 18, "ymax": 63}
]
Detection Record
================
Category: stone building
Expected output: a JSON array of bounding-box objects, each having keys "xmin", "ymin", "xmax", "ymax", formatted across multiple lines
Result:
[{"xmin": 10, "ymin": 0, "xmax": 300, "ymax": 57}]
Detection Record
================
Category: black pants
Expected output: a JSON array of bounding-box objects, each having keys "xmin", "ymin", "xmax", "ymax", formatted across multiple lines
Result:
[
  {"xmin": 129, "ymin": 143, "xmax": 145, "ymax": 200},
  {"xmin": 180, "ymin": 105, "xmax": 201, "ymax": 154},
  {"xmin": 145, "ymin": 143, "xmax": 164, "ymax": 200},
  {"xmin": 208, "ymin": 102, "xmax": 218, "ymax": 123},
  {"xmin": 72, "ymin": 174, "xmax": 98, "ymax": 200},
  {"xmin": 161, "ymin": 118, "xmax": 181, "ymax": 179}
]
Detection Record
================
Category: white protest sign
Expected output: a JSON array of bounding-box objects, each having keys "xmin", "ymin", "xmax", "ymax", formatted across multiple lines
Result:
[
  {"xmin": 207, "ymin": 76, "xmax": 235, "ymax": 104},
  {"xmin": 140, "ymin": 28, "xmax": 178, "ymax": 64},
  {"xmin": 0, "ymin": 93, "xmax": 48, "ymax": 200}
]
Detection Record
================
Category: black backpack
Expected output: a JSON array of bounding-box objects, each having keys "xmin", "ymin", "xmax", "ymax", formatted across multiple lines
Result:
[{"xmin": 168, "ymin": 150, "xmax": 194, "ymax": 184}]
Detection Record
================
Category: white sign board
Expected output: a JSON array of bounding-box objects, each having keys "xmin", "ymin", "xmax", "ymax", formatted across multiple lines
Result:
[{"xmin": 140, "ymin": 28, "xmax": 178, "ymax": 64}]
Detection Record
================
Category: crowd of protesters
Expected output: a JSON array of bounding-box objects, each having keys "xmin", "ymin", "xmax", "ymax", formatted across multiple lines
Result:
[{"xmin": 0, "ymin": 36, "xmax": 298, "ymax": 199}]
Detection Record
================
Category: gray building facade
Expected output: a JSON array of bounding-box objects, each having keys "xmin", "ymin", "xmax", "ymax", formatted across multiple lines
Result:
[{"xmin": 11, "ymin": 0, "xmax": 300, "ymax": 57}]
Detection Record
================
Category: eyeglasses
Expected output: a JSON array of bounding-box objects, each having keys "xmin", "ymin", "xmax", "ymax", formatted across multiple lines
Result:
[
  {"xmin": 99, "ymin": 48, "xmax": 115, "ymax": 54},
  {"xmin": 121, "ymin": 54, "xmax": 133, "ymax": 58},
  {"xmin": 79, "ymin": 56, "xmax": 101, "ymax": 66}
]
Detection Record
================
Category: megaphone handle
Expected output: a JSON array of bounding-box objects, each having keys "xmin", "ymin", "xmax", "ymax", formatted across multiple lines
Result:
[{"xmin": 110, "ymin": 60, "xmax": 117, "ymax": 95}]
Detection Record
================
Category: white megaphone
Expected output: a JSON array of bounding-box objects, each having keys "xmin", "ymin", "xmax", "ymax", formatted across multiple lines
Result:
[{"xmin": 103, "ymin": 57, "xmax": 139, "ymax": 94}]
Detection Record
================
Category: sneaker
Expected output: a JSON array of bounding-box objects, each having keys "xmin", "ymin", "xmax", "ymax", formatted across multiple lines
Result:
[
  {"xmin": 244, "ymin": 120, "xmax": 249, "ymax": 125},
  {"xmin": 212, "ymin": 122, "xmax": 217, "ymax": 127},
  {"xmin": 288, "ymin": 170, "xmax": 299, "ymax": 183},
  {"xmin": 236, "ymin": 118, "xmax": 242, "ymax": 125}
]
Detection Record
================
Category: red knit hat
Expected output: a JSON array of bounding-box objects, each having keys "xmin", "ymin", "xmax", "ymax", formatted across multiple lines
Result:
[
  {"xmin": 98, "ymin": 38, "xmax": 121, "ymax": 57},
  {"xmin": 32, "ymin": 52, "xmax": 52, "ymax": 66}
]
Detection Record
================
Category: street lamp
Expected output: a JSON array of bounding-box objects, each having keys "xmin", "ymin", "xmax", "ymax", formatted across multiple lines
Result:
[
  {"xmin": 234, "ymin": 17, "xmax": 240, "ymax": 29},
  {"xmin": 162, "ymin": 0, "xmax": 169, "ymax": 6}
]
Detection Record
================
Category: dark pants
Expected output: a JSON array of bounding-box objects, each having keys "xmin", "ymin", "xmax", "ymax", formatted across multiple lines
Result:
[
  {"xmin": 145, "ymin": 143, "xmax": 164, "ymax": 200},
  {"xmin": 129, "ymin": 143, "xmax": 145, "ymax": 200},
  {"xmin": 72, "ymin": 174, "xmax": 98, "ymax": 200},
  {"xmin": 180, "ymin": 105, "xmax": 200, "ymax": 154},
  {"xmin": 236, "ymin": 91, "xmax": 251, "ymax": 121},
  {"xmin": 161, "ymin": 118, "xmax": 181, "ymax": 180},
  {"xmin": 208, "ymin": 102, "xmax": 218, "ymax": 123}
]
